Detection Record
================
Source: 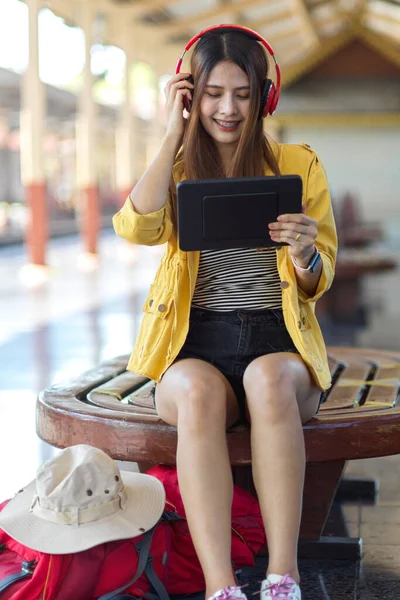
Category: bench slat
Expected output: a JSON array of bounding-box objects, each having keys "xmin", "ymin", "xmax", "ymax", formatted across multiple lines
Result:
[
  {"xmin": 320, "ymin": 358, "xmax": 373, "ymax": 410},
  {"xmin": 312, "ymin": 406, "xmax": 398, "ymax": 419},
  {"xmin": 361, "ymin": 363, "xmax": 400, "ymax": 410},
  {"xmin": 327, "ymin": 356, "xmax": 341, "ymax": 372},
  {"xmin": 125, "ymin": 381, "xmax": 156, "ymax": 410},
  {"xmin": 87, "ymin": 372, "xmax": 150, "ymax": 412}
]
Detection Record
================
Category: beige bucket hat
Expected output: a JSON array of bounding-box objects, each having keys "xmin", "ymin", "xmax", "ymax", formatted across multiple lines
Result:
[{"xmin": 0, "ymin": 444, "xmax": 165, "ymax": 554}]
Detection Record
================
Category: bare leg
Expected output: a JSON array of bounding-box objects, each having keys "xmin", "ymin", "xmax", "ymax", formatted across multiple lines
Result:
[
  {"xmin": 156, "ymin": 359, "xmax": 241, "ymax": 598},
  {"xmin": 243, "ymin": 353, "xmax": 320, "ymax": 583}
]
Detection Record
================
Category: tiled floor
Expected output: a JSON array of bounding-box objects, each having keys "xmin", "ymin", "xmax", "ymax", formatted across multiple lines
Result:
[{"xmin": 1, "ymin": 232, "xmax": 400, "ymax": 599}]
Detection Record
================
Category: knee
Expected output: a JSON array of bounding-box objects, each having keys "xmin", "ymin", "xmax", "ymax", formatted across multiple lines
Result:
[
  {"xmin": 176, "ymin": 374, "xmax": 228, "ymax": 434},
  {"xmin": 243, "ymin": 358, "xmax": 298, "ymax": 422}
]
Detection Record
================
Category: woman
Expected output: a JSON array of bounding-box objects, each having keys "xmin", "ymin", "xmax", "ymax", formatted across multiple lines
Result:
[{"xmin": 113, "ymin": 25, "xmax": 337, "ymax": 600}]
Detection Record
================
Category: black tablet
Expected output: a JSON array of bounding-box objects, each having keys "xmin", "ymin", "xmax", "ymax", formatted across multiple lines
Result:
[{"xmin": 177, "ymin": 175, "xmax": 303, "ymax": 251}]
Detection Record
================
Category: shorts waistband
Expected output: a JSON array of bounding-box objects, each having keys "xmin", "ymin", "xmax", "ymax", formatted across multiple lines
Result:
[{"xmin": 189, "ymin": 306, "xmax": 285, "ymax": 325}]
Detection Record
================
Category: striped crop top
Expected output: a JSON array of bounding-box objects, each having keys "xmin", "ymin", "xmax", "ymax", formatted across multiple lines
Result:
[{"xmin": 191, "ymin": 247, "xmax": 282, "ymax": 311}]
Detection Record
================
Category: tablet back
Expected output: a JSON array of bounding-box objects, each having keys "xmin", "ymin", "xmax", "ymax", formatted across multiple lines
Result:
[{"xmin": 177, "ymin": 175, "xmax": 302, "ymax": 251}]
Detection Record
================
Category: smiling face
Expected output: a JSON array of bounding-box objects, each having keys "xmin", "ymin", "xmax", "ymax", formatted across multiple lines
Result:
[{"xmin": 199, "ymin": 60, "xmax": 251, "ymax": 152}]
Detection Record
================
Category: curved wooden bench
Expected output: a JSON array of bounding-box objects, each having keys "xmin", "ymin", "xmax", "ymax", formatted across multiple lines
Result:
[{"xmin": 37, "ymin": 347, "xmax": 400, "ymax": 558}]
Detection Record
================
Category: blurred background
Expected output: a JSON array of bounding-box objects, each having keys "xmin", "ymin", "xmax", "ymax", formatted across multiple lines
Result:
[{"xmin": 0, "ymin": 0, "xmax": 399, "ymax": 569}]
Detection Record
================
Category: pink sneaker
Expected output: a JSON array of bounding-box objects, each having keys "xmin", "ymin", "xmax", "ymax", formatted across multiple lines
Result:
[
  {"xmin": 208, "ymin": 586, "xmax": 248, "ymax": 600},
  {"xmin": 260, "ymin": 574, "xmax": 301, "ymax": 599}
]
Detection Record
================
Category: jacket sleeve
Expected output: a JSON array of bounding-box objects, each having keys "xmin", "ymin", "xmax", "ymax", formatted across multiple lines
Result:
[
  {"xmin": 297, "ymin": 153, "xmax": 338, "ymax": 303},
  {"xmin": 112, "ymin": 193, "xmax": 173, "ymax": 246}
]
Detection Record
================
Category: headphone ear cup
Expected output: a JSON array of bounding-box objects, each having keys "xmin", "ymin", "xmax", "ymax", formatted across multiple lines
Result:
[
  {"xmin": 260, "ymin": 79, "xmax": 271, "ymax": 118},
  {"xmin": 268, "ymin": 84, "xmax": 279, "ymax": 116},
  {"xmin": 184, "ymin": 74, "xmax": 194, "ymax": 112},
  {"xmin": 260, "ymin": 79, "xmax": 274, "ymax": 118}
]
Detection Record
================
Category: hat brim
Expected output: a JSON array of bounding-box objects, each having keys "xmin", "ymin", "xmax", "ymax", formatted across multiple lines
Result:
[{"xmin": 0, "ymin": 471, "xmax": 166, "ymax": 554}]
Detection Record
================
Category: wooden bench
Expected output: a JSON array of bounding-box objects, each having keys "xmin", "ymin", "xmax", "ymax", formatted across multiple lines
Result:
[{"xmin": 36, "ymin": 347, "xmax": 400, "ymax": 559}]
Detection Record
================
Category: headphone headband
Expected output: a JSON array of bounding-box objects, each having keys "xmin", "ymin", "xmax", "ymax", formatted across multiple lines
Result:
[{"xmin": 175, "ymin": 23, "xmax": 281, "ymax": 115}]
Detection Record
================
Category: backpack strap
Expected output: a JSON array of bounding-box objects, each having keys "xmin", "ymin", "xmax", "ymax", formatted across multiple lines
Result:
[
  {"xmin": 0, "ymin": 560, "xmax": 37, "ymax": 593},
  {"xmin": 97, "ymin": 526, "xmax": 169, "ymax": 600},
  {"xmin": 105, "ymin": 597, "xmax": 137, "ymax": 600},
  {"xmin": 143, "ymin": 558, "xmax": 169, "ymax": 600}
]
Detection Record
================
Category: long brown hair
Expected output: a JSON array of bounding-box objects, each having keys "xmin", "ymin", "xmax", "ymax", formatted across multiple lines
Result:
[{"xmin": 178, "ymin": 30, "xmax": 280, "ymax": 179}]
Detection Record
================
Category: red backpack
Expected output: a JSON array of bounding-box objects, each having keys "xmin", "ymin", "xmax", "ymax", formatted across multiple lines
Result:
[
  {"xmin": 0, "ymin": 466, "xmax": 266, "ymax": 599},
  {"xmin": 146, "ymin": 465, "xmax": 266, "ymax": 596},
  {"xmin": 0, "ymin": 499, "xmax": 171, "ymax": 600}
]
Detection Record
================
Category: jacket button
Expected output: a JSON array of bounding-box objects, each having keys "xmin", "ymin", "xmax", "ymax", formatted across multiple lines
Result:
[
  {"xmin": 149, "ymin": 299, "xmax": 153, "ymax": 307},
  {"xmin": 298, "ymin": 321, "xmax": 302, "ymax": 329},
  {"xmin": 158, "ymin": 304, "xmax": 165, "ymax": 312},
  {"xmin": 302, "ymin": 316, "xmax": 307, "ymax": 325},
  {"xmin": 280, "ymin": 281, "xmax": 289, "ymax": 290}
]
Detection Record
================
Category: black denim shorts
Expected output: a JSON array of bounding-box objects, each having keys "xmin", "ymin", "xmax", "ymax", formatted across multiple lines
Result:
[{"xmin": 172, "ymin": 306, "xmax": 300, "ymax": 417}]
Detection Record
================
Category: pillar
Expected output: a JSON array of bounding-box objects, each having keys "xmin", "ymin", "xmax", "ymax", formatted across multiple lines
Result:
[
  {"xmin": 20, "ymin": 0, "xmax": 47, "ymax": 265},
  {"xmin": 76, "ymin": 2, "xmax": 100, "ymax": 255},
  {"xmin": 115, "ymin": 20, "xmax": 137, "ymax": 207},
  {"xmin": 146, "ymin": 68, "xmax": 166, "ymax": 168}
]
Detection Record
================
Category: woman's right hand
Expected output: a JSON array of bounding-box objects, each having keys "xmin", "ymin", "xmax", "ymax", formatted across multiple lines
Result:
[{"xmin": 164, "ymin": 73, "xmax": 194, "ymax": 142}]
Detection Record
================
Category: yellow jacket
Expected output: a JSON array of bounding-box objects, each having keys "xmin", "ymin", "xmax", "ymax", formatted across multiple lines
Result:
[{"xmin": 113, "ymin": 141, "xmax": 338, "ymax": 391}]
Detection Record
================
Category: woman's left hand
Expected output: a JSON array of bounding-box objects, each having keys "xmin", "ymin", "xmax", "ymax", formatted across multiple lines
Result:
[{"xmin": 269, "ymin": 208, "xmax": 318, "ymax": 267}]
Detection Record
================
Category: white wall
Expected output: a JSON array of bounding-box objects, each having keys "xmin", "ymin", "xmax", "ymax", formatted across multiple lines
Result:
[{"xmin": 283, "ymin": 126, "xmax": 399, "ymax": 226}]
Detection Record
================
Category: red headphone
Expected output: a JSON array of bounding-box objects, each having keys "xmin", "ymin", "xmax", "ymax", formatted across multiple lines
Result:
[{"xmin": 175, "ymin": 24, "xmax": 281, "ymax": 118}]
